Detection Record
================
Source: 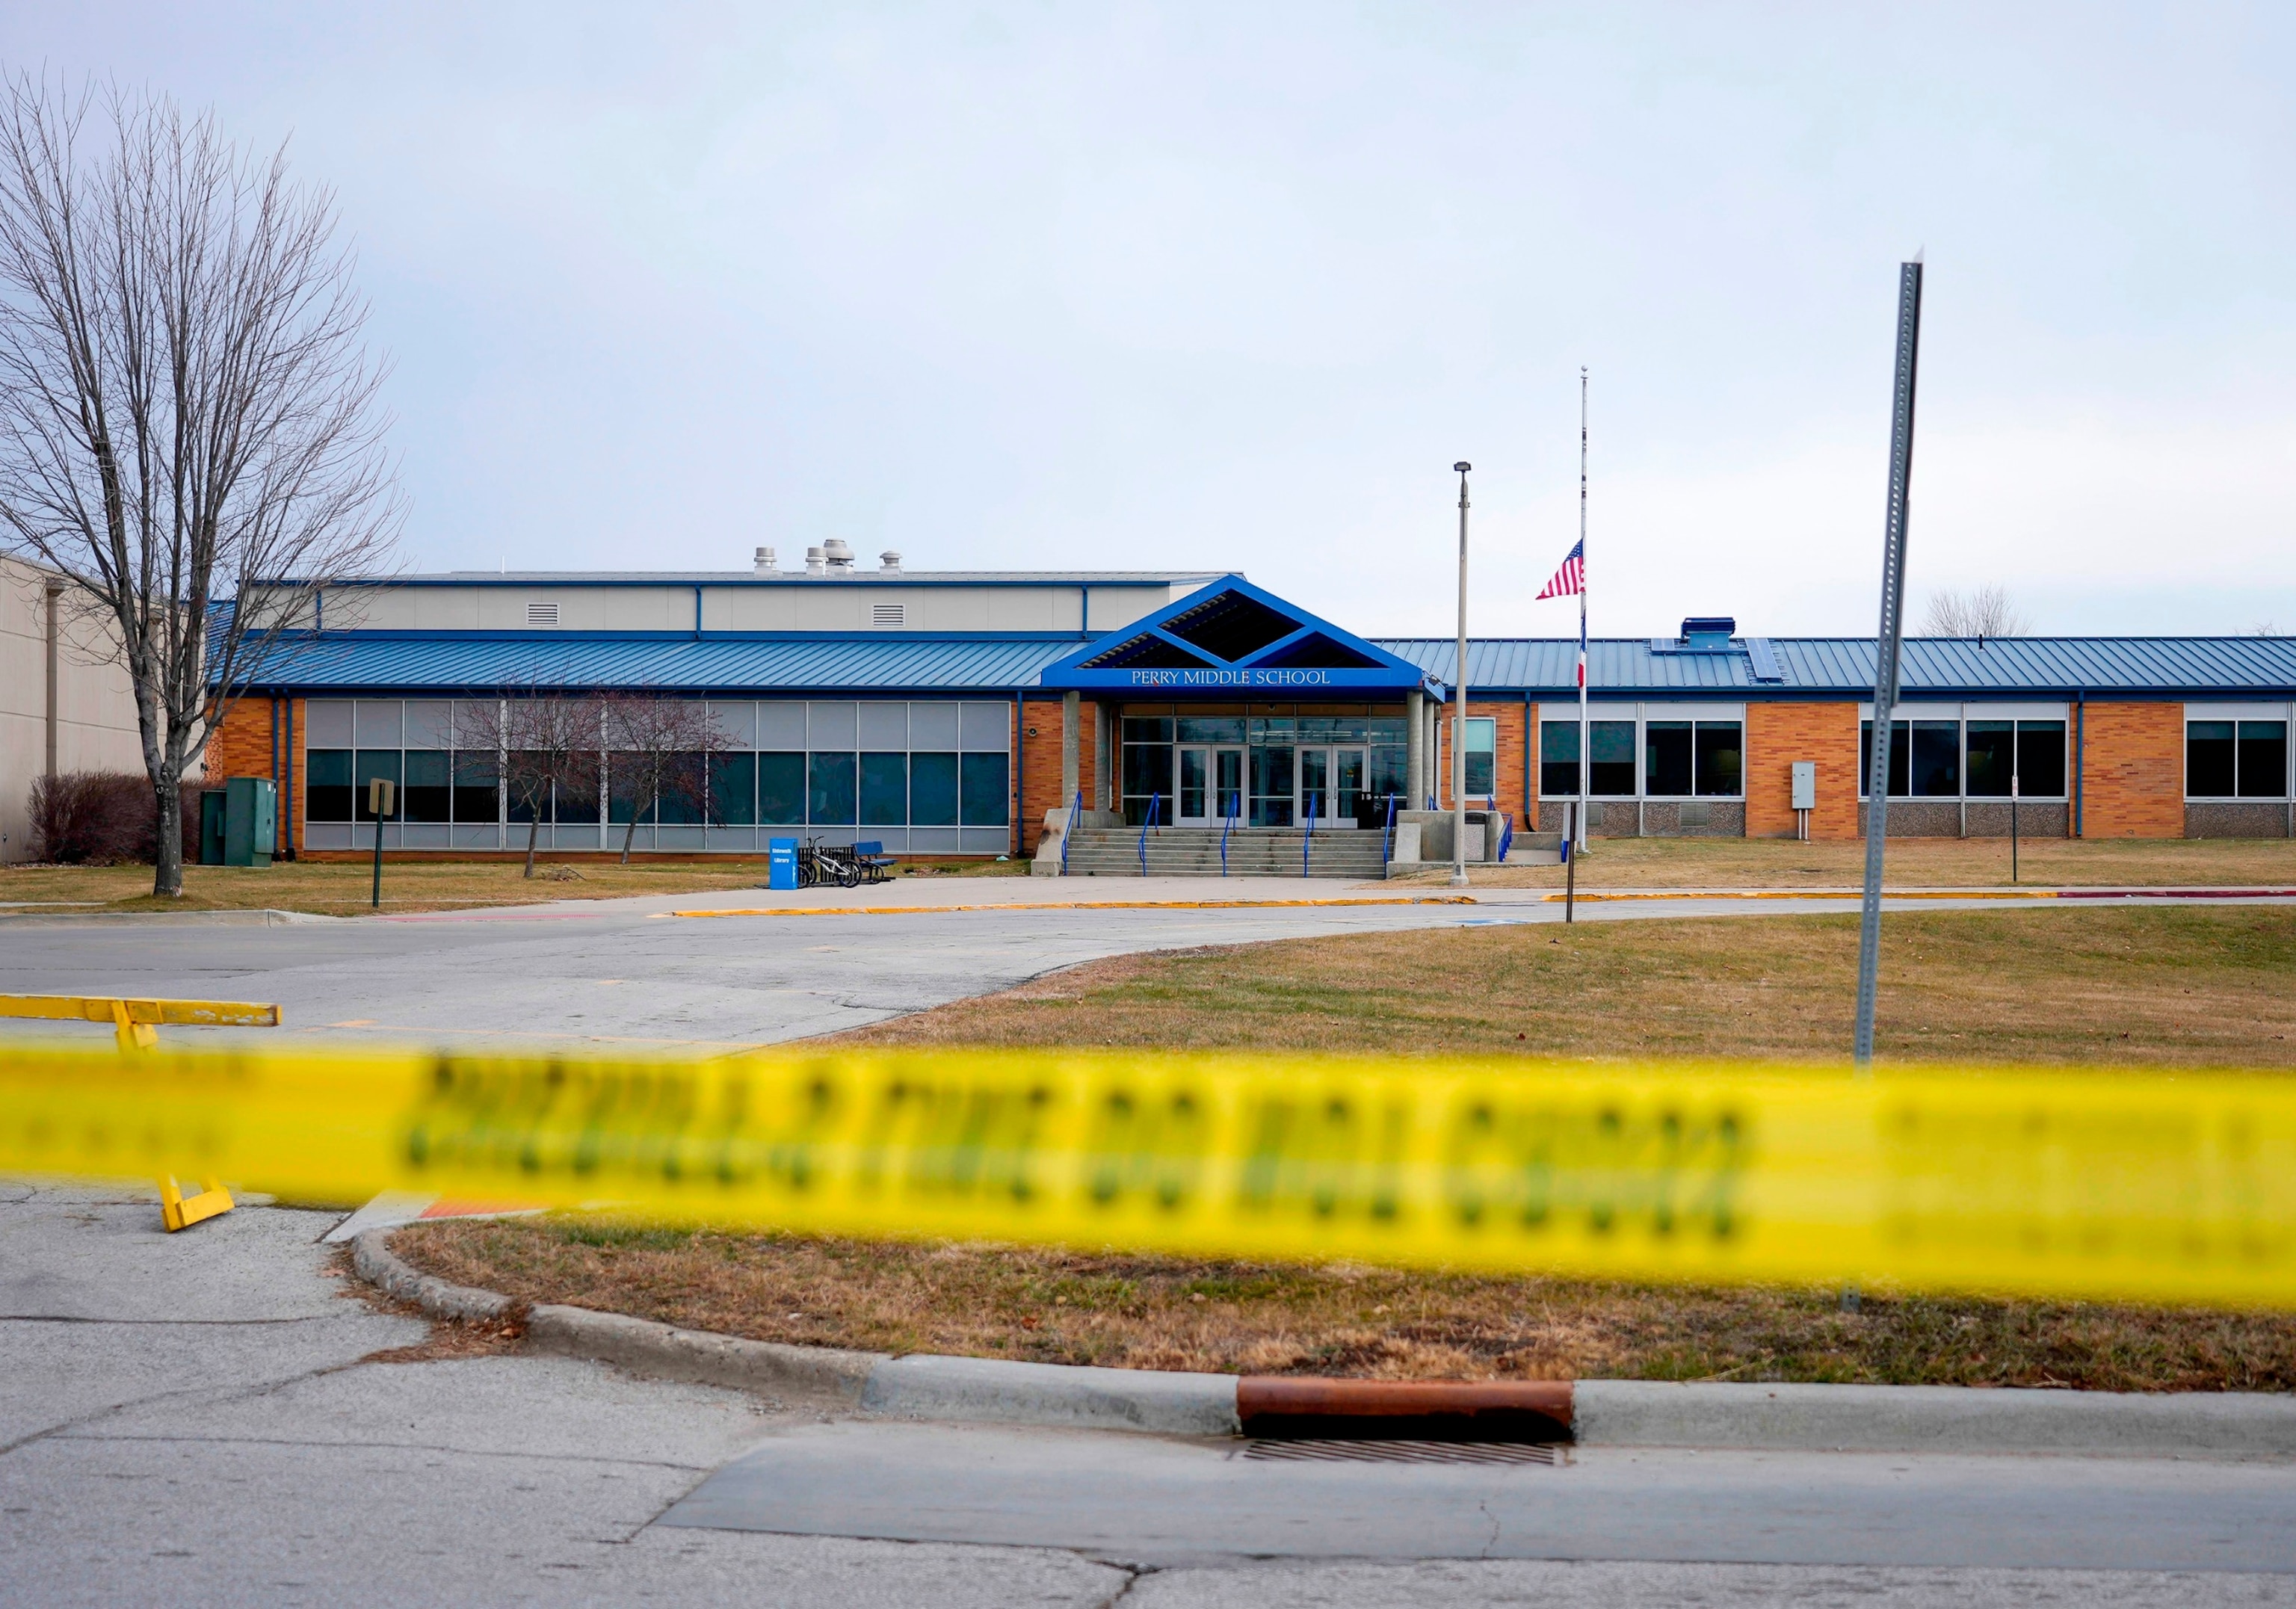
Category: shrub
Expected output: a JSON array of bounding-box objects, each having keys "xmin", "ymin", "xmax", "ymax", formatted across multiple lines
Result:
[{"xmin": 27, "ymin": 771, "xmax": 216, "ymax": 865}]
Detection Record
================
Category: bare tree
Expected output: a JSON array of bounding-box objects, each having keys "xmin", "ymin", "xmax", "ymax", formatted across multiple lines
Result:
[
  {"xmin": 0, "ymin": 78, "xmax": 398, "ymax": 897},
  {"xmin": 602, "ymin": 693, "xmax": 730, "ymax": 865},
  {"xmin": 457, "ymin": 692, "xmax": 605, "ymax": 879},
  {"xmin": 1921, "ymin": 584, "xmax": 2031, "ymax": 637}
]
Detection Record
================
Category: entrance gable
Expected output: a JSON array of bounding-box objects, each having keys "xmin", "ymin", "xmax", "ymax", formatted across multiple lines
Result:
[{"xmin": 1041, "ymin": 578, "xmax": 1439, "ymax": 695}]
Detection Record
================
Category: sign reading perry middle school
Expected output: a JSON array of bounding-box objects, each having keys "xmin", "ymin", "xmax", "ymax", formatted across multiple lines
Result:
[{"xmin": 1057, "ymin": 667, "xmax": 1420, "ymax": 690}]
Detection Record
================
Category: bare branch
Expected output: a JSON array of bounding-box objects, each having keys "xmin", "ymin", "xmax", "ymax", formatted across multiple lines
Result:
[
  {"xmin": 600, "ymin": 691, "xmax": 734, "ymax": 865},
  {"xmin": 454, "ymin": 688, "xmax": 607, "ymax": 879},
  {"xmin": 1920, "ymin": 585, "xmax": 2031, "ymax": 638},
  {"xmin": 0, "ymin": 74, "xmax": 401, "ymax": 895}
]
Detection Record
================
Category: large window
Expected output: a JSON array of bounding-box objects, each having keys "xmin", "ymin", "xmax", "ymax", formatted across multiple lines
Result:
[
  {"xmin": 1862, "ymin": 710, "xmax": 2069, "ymax": 800},
  {"xmin": 302, "ymin": 699, "xmax": 1013, "ymax": 853},
  {"xmin": 2188, "ymin": 717, "xmax": 2290, "ymax": 799},
  {"xmin": 1463, "ymin": 717, "xmax": 1496, "ymax": 797},
  {"xmin": 1540, "ymin": 708, "xmax": 1742, "ymax": 797}
]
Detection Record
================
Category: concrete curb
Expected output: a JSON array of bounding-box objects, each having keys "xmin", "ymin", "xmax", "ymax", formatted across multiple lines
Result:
[
  {"xmin": 1575, "ymin": 1380, "xmax": 2296, "ymax": 1458},
  {"xmin": 0, "ymin": 907, "xmax": 336, "ymax": 926},
  {"xmin": 354, "ymin": 1229, "xmax": 1238, "ymax": 1434},
  {"xmin": 353, "ymin": 1231, "xmax": 2296, "ymax": 1456}
]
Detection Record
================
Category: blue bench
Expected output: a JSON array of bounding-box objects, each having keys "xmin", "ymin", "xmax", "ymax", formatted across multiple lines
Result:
[{"xmin": 851, "ymin": 841, "xmax": 898, "ymax": 883}]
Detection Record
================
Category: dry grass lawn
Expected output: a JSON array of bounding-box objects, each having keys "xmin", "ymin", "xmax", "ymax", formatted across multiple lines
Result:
[
  {"xmin": 842, "ymin": 904, "xmax": 2296, "ymax": 1067},
  {"xmin": 399, "ymin": 1217, "xmax": 2296, "ymax": 1392},
  {"xmin": 0, "ymin": 854, "xmax": 1023, "ymax": 915},
  {"xmin": 1395, "ymin": 834, "xmax": 2296, "ymax": 890}
]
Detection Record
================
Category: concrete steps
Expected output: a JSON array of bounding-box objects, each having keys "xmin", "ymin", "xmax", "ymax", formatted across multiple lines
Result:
[{"xmin": 1057, "ymin": 827, "xmax": 1390, "ymax": 879}]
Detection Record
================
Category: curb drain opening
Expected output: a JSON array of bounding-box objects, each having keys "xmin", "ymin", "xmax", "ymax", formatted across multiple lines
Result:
[{"xmin": 1238, "ymin": 1439, "xmax": 1566, "ymax": 1466}]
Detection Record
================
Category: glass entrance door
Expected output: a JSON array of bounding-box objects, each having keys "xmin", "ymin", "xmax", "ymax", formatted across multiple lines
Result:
[
  {"xmin": 1297, "ymin": 747, "xmax": 1368, "ymax": 827},
  {"xmin": 1178, "ymin": 746, "xmax": 1244, "ymax": 827}
]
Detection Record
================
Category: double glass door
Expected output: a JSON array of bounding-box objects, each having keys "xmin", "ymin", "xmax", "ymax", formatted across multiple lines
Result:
[
  {"xmin": 1298, "ymin": 746, "xmax": 1366, "ymax": 827},
  {"xmin": 1176, "ymin": 746, "xmax": 1244, "ymax": 827}
]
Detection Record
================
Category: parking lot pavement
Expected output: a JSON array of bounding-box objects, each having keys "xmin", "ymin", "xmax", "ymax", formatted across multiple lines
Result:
[
  {"xmin": 0, "ymin": 883, "xmax": 2117, "ymax": 1054},
  {"xmin": 7, "ymin": 1189, "xmax": 2292, "ymax": 1608}
]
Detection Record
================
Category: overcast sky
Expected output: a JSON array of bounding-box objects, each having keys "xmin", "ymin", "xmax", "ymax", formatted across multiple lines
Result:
[{"xmin": 13, "ymin": 4, "xmax": 2293, "ymax": 637}]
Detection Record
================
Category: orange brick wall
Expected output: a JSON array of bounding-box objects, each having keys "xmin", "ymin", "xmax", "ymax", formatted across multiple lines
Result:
[
  {"xmin": 2079, "ymin": 702, "xmax": 2185, "ymax": 839},
  {"xmin": 1017, "ymin": 696, "xmax": 1101, "ymax": 853},
  {"xmin": 1744, "ymin": 701, "xmax": 1863, "ymax": 840},
  {"xmin": 1433, "ymin": 700, "xmax": 1531, "ymax": 823},
  {"xmin": 203, "ymin": 694, "xmax": 303, "ymax": 855}
]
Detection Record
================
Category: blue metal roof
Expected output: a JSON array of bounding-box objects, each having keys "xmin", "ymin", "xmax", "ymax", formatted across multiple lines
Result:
[
  {"xmin": 1376, "ymin": 636, "xmax": 2296, "ymax": 697},
  {"xmin": 227, "ymin": 625, "xmax": 2296, "ymax": 700},
  {"xmin": 234, "ymin": 631, "xmax": 1079, "ymax": 694}
]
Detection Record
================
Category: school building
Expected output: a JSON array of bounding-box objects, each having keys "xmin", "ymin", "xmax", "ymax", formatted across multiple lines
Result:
[{"xmin": 206, "ymin": 548, "xmax": 2296, "ymax": 867}]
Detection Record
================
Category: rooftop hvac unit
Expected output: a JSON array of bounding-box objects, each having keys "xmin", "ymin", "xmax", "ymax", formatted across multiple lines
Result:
[{"xmin": 526, "ymin": 601, "xmax": 560, "ymax": 626}]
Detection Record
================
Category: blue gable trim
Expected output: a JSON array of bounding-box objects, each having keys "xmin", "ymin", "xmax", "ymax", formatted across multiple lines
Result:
[{"xmin": 1037, "ymin": 577, "xmax": 1444, "ymax": 696}]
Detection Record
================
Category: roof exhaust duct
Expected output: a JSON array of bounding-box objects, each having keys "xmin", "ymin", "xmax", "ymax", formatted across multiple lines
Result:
[
  {"xmin": 879, "ymin": 550, "xmax": 902, "ymax": 575},
  {"xmin": 754, "ymin": 546, "xmax": 777, "ymax": 575},
  {"xmin": 823, "ymin": 539, "xmax": 856, "ymax": 572},
  {"xmin": 806, "ymin": 546, "xmax": 827, "ymax": 575}
]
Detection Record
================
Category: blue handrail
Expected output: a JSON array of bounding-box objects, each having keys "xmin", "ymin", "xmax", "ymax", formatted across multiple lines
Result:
[
  {"xmin": 1497, "ymin": 811, "xmax": 1513, "ymax": 863},
  {"xmin": 1220, "ymin": 794, "xmax": 1238, "ymax": 877},
  {"xmin": 1381, "ymin": 794, "xmax": 1396, "ymax": 865},
  {"xmin": 1137, "ymin": 791, "xmax": 1160, "ymax": 876},
  {"xmin": 1301, "ymin": 791, "xmax": 1315, "ymax": 877},
  {"xmin": 1060, "ymin": 787, "xmax": 1081, "ymax": 876}
]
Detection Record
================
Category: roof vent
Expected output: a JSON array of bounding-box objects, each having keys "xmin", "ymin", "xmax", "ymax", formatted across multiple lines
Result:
[
  {"xmin": 754, "ymin": 546, "xmax": 777, "ymax": 575},
  {"xmin": 526, "ymin": 601, "xmax": 560, "ymax": 627},
  {"xmin": 1680, "ymin": 616, "xmax": 1737, "ymax": 649},
  {"xmin": 879, "ymin": 550, "xmax": 902, "ymax": 575},
  {"xmin": 823, "ymin": 538, "xmax": 856, "ymax": 572},
  {"xmin": 871, "ymin": 602, "xmax": 906, "ymax": 629},
  {"xmin": 806, "ymin": 546, "xmax": 827, "ymax": 576}
]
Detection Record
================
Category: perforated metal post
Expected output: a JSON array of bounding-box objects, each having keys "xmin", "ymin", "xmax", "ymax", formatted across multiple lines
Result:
[{"xmin": 1854, "ymin": 259, "xmax": 1925, "ymax": 1069}]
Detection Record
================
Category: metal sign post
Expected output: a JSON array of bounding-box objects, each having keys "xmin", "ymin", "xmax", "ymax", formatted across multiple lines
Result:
[
  {"xmin": 368, "ymin": 777, "xmax": 396, "ymax": 909},
  {"xmin": 1450, "ymin": 462, "xmax": 1472, "ymax": 889},
  {"xmin": 1564, "ymin": 801, "xmax": 1577, "ymax": 923},
  {"xmin": 1854, "ymin": 258, "xmax": 1925, "ymax": 1071}
]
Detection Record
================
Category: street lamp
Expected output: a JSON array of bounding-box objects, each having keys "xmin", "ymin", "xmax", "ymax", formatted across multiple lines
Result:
[{"xmin": 1451, "ymin": 462, "xmax": 1472, "ymax": 889}]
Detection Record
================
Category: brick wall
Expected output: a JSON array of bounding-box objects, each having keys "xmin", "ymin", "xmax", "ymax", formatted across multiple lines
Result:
[
  {"xmin": 1745, "ymin": 701, "xmax": 1862, "ymax": 840},
  {"xmin": 202, "ymin": 694, "xmax": 308, "ymax": 855},
  {"xmin": 1017, "ymin": 695, "xmax": 1099, "ymax": 853},
  {"xmin": 1433, "ymin": 700, "xmax": 1531, "ymax": 824},
  {"xmin": 2079, "ymin": 701, "xmax": 2185, "ymax": 839}
]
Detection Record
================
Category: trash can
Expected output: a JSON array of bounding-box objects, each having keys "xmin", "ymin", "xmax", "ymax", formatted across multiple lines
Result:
[{"xmin": 768, "ymin": 836, "xmax": 800, "ymax": 890}]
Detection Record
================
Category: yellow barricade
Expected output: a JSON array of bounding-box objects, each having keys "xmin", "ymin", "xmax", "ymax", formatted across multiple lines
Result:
[{"xmin": 1, "ymin": 1044, "xmax": 2292, "ymax": 1306}]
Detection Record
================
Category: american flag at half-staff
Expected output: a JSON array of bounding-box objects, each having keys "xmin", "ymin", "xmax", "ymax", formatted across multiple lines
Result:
[{"xmin": 1537, "ymin": 538, "xmax": 1587, "ymax": 688}]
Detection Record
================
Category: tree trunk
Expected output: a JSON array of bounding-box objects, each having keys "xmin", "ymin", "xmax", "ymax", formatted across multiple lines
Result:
[
  {"xmin": 152, "ymin": 770, "xmax": 185, "ymax": 898},
  {"xmin": 524, "ymin": 814, "xmax": 540, "ymax": 877},
  {"xmin": 619, "ymin": 798, "xmax": 644, "ymax": 865}
]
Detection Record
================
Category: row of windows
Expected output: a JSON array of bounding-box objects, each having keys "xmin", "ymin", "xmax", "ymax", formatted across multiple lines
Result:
[
  {"xmin": 1540, "ymin": 719, "xmax": 1744, "ymax": 798},
  {"xmin": 304, "ymin": 698, "xmax": 1013, "ymax": 754},
  {"xmin": 1860, "ymin": 720, "xmax": 2068, "ymax": 799},
  {"xmin": 306, "ymin": 750, "xmax": 1010, "ymax": 828}
]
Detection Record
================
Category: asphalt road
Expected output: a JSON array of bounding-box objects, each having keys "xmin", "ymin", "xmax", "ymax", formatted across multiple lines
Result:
[
  {"xmin": 5, "ymin": 1185, "xmax": 2293, "ymax": 1607},
  {"xmin": 0, "ymin": 881, "xmax": 2144, "ymax": 1053}
]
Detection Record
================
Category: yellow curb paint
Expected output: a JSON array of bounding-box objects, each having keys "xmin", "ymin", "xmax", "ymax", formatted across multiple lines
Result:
[{"xmin": 661, "ymin": 895, "xmax": 1479, "ymax": 918}]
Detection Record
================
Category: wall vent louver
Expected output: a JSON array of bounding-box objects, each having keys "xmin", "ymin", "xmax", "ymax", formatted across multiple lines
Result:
[
  {"xmin": 871, "ymin": 602, "xmax": 906, "ymax": 629},
  {"xmin": 526, "ymin": 602, "xmax": 560, "ymax": 627}
]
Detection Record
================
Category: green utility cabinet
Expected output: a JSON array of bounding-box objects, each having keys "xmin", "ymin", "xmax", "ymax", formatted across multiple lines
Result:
[
  {"xmin": 199, "ymin": 791, "xmax": 229, "ymax": 865},
  {"xmin": 222, "ymin": 776, "xmax": 277, "ymax": 867}
]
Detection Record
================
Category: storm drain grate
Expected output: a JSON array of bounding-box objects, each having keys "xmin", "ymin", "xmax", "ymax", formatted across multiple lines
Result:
[{"xmin": 1238, "ymin": 1439, "xmax": 1566, "ymax": 1467}]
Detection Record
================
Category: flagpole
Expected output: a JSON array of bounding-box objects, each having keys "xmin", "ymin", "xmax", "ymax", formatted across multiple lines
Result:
[{"xmin": 1577, "ymin": 368, "xmax": 1590, "ymax": 850}]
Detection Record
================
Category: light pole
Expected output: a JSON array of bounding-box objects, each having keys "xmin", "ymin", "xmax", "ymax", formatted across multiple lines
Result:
[{"xmin": 1451, "ymin": 461, "xmax": 1472, "ymax": 889}]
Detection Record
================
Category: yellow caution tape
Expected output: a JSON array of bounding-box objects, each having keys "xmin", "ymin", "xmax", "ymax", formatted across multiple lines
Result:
[{"xmin": 4, "ymin": 1044, "xmax": 2292, "ymax": 1306}]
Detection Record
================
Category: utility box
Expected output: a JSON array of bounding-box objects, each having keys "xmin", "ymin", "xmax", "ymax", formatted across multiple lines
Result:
[
  {"xmin": 199, "ymin": 791, "xmax": 228, "ymax": 865},
  {"xmin": 223, "ymin": 776, "xmax": 277, "ymax": 868},
  {"xmin": 767, "ymin": 836, "xmax": 800, "ymax": 890},
  {"xmin": 1791, "ymin": 762, "xmax": 1817, "ymax": 812}
]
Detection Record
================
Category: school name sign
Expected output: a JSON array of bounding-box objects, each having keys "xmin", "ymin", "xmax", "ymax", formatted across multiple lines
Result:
[{"xmin": 1052, "ymin": 667, "xmax": 1427, "ymax": 691}]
